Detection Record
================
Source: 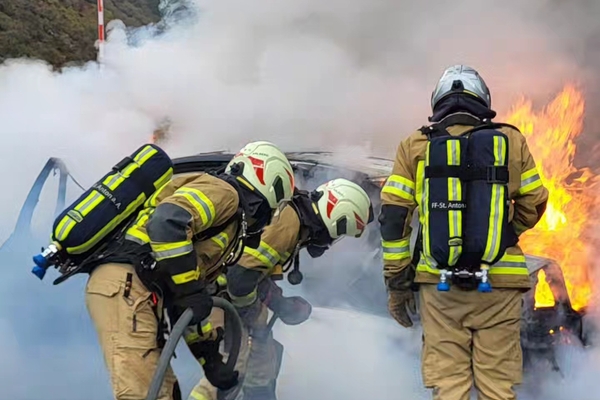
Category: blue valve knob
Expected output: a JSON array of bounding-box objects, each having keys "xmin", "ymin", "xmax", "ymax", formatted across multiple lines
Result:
[
  {"xmin": 33, "ymin": 254, "xmax": 48, "ymax": 268},
  {"xmin": 32, "ymin": 253, "xmax": 50, "ymax": 280},
  {"xmin": 478, "ymin": 282, "xmax": 492, "ymax": 293},
  {"xmin": 32, "ymin": 265, "xmax": 47, "ymax": 280},
  {"xmin": 437, "ymin": 281, "xmax": 450, "ymax": 292}
]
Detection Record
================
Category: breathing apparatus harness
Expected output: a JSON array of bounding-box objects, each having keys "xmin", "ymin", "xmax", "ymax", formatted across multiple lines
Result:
[{"xmin": 276, "ymin": 188, "xmax": 336, "ymax": 286}]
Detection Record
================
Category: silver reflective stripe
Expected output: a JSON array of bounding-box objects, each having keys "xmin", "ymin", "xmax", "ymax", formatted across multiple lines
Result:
[
  {"xmin": 257, "ymin": 245, "xmax": 279, "ymax": 266},
  {"xmin": 176, "ymin": 189, "xmax": 213, "ymax": 222},
  {"xmin": 77, "ymin": 192, "xmax": 102, "ymax": 215},
  {"xmin": 383, "ymin": 245, "xmax": 410, "ymax": 254},
  {"xmin": 134, "ymin": 146, "xmax": 155, "ymax": 163},
  {"xmin": 449, "ymin": 139, "xmax": 461, "ymax": 265},
  {"xmin": 385, "ymin": 180, "xmax": 415, "ymax": 196},
  {"xmin": 494, "ymin": 261, "xmax": 527, "ymax": 268},
  {"xmin": 125, "ymin": 233, "xmax": 148, "ymax": 246},
  {"xmin": 211, "ymin": 233, "xmax": 228, "ymax": 249},
  {"xmin": 483, "ymin": 136, "xmax": 505, "ymax": 262},
  {"xmin": 521, "ymin": 174, "xmax": 540, "ymax": 187},
  {"xmin": 153, "ymin": 243, "xmax": 194, "ymax": 260}
]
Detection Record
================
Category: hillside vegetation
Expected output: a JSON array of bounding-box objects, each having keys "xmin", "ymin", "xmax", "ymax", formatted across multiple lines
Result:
[{"xmin": 0, "ymin": 0, "xmax": 160, "ymax": 67}]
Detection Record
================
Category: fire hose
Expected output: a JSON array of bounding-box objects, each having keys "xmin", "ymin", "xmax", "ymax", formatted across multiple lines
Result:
[{"xmin": 145, "ymin": 297, "xmax": 243, "ymax": 400}]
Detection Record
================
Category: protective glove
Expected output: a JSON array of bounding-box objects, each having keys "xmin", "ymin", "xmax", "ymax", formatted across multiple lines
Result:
[
  {"xmin": 171, "ymin": 291, "xmax": 213, "ymax": 326},
  {"xmin": 259, "ymin": 279, "xmax": 312, "ymax": 325},
  {"xmin": 273, "ymin": 296, "xmax": 312, "ymax": 325},
  {"xmin": 388, "ymin": 289, "xmax": 416, "ymax": 327},
  {"xmin": 188, "ymin": 327, "xmax": 239, "ymax": 390},
  {"xmin": 386, "ymin": 265, "xmax": 417, "ymax": 328}
]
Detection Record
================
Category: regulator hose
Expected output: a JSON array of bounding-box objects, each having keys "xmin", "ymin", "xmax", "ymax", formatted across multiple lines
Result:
[{"xmin": 145, "ymin": 297, "xmax": 243, "ymax": 400}]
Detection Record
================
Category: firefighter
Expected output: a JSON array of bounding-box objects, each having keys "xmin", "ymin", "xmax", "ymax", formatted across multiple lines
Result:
[
  {"xmin": 84, "ymin": 141, "xmax": 295, "ymax": 400},
  {"xmin": 188, "ymin": 178, "xmax": 373, "ymax": 400},
  {"xmin": 379, "ymin": 65, "xmax": 549, "ymax": 400}
]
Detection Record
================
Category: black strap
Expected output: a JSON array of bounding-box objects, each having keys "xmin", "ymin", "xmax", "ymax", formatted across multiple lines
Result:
[
  {"xmin": 420, "ymin": 114, "xmax": 488, "ymax": 139},
  {"xmin": 113, "ymin": 156, "xmax": 134, "ymax": 172},
  {"xmin": 418, "ymin": 124, "xmax": 451, "ymax": 139},
  {"xmin": 193, "ymin": 208, "xmax": 242, "ymax": 242},
  {"xmin": 438, "ymin": 113, "xmax": 484, "ymax": 128},
  {"xmin": 462, "ymin": 165, "xmax": 509, "ymax": 183},
  {"xmin": 425, "ymin": 165, "xmax": 508, "ymax": 183},
  {"xmin": 459, "ymin": 122, "xmax": 521, "ymax": 137}
]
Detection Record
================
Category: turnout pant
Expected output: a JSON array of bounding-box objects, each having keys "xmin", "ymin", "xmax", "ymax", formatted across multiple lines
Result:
[
  {"xmin": 419, "ymin": 284, "xmax": 523, "ymax": 400},
  {"xmin": 85, "ymin": 262, "xmax": 180, "ymax": 400},
  {"xmin": 188, "ymin": 304, "xmax": 281, "ymax": 400}
]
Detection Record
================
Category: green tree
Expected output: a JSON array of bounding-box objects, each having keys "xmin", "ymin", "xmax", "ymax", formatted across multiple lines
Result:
[{"xmin": 0, "ymin": 0, "xmax": 160, "ymax": 67}]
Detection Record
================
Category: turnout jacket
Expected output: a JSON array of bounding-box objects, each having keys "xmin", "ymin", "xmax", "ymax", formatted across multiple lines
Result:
[
  {"xmin": 227, "ymin": 204, "xmax": 307, "ymax": 307},
  {"xmin": 379, "ymin": 113, "xmax": 549, "ymax": 290},
  {"xmin": 124, "ymin": 173, "xmax": 241, "ymax": 298}
]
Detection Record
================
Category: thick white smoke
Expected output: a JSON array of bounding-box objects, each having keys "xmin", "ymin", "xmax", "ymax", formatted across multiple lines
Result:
[{"xmin": 0, "ymin": 0, "xmax": 599, "ymax": 398}]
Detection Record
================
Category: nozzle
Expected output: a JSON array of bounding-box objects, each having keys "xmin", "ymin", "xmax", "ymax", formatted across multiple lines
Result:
[{"xmin": 437, "ymin": 281, "xmax": 450, "ymax": 292}]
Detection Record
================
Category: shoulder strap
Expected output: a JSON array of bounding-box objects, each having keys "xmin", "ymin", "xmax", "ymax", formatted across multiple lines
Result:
[
  {"xmin": 459, "ymin": 121, "xmax": 521, "ymax": 137},
  {"xmin": 193, "ymin": 208, "xmax": 242, "ymax": 242},
  {"xmin": 419, "ymin": 113, "xmax": 488, "ymax": 139}
]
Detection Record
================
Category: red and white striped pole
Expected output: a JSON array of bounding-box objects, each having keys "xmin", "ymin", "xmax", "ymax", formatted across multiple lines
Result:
[{"xmin": 97, "ymin": 0, "xmax": 105, "ymax": 63}]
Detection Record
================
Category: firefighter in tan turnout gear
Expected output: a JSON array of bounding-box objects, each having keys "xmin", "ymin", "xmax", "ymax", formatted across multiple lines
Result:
[
  {"xmin": 379, "ymin": 65, "xmax": 549, "ymax": 400},
  {"xmin": 85, "ymin": 141, "xmax": 295, "ymax": 400},
  {"xmin": 189, "ymin": 178, "xmax": 373, "ymax": 400}
]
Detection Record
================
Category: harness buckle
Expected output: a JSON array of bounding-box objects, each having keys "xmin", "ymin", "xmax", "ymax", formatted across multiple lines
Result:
[{"xmin": 486, "ymin": 166, "xmax": 508, "ymax": 184}]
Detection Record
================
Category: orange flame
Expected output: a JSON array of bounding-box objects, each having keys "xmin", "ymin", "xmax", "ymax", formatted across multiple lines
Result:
[
  {"xmin": 504, "ymin": 85, "xmax": 600, "ymax": 311},
  {"xmin": 534, "ymin": 269, "xmax": 555, "ymax": 309}
]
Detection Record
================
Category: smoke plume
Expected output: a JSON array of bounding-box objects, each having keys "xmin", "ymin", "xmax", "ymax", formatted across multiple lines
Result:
[{"xmin": 1, "ymin": 0, "xmax": 599, "ymax": 398}]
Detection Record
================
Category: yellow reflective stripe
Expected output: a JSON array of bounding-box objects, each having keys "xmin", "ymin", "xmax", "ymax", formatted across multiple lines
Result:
[
  {"xmin": 416, "ymin": 258, "xmax": 440, "ymax": 275},
  {"xmin": 171, "ymin": 266, "xmax": 201, "ymax": 285},
  {"xmin": 102, "ymin": 146, "xmax": 157, "ymax": 190},
  {"xmin": 482, "ymin": 136, "xmax": 506, "ymax": 263},
  {"xmin": 200, "ymin": 319, "xmax": 212, "ymax": 334},
  {"xmin": 210, "ymin": 232, "xmax": 229, "ymax": 249},
  {"xmin": 490, "ymin": 267, "xmax": 529, "ymax": 275},
  {"xmin": 420, "ymin": 147, "xmax": 436, "ymax": 268},
  {"xmin": 216, "ymin": 274, "xmax": 227, "ymax": 286},
  {"xmin": 244, "ymin": 241, "xmax": 280, "ymax": 268},
  {"xmin": 151, "ymin": 240, "xmax": 194, "ymax": 261},
  {"xmin": 382, "ymin": 174, "xmax": 416, "ymax": 201},
  {"xmin": 68, "ymin": 193, "xmax": 147, "ymax": 254},
  {"xmin": 446, "ymin": 139, "xmax": 462, "ymax": 266},
  {"xmin": 153, "ymin": 167, "xmax": 173, "ymax": 191},
  {"xmin": 145, "ymin": 181, "xmax": 171, "ymax": 208},
  {"xmin": 519, "ymin": 168, "xmax": 543, "ymax": 195},
  {"xmin": 229, "ymin": 289, "xmax": 257, "ymax": 307},
  {"xmin": 189, "ymin": 390, "xmax": 208, "ymax": 400},
  {"xmin": 490, "ymin": 253, "xmax": 528, "ymax": 275},
  {"xmin": 54, "ymin": 216, "xmax": 77, "ymax": 242},
  {"xmin": 124, "ymin": 231, "xmax": 150, "ymax": 245},
  {"xmin": 189, "ymin": 390, "xmax": 209, "ymax": 400},
  {"xmin": 55, "ymin": 190, "xmax": 104, "ymax": 241},
  {"xmin": 382, "ymin": 239, "xmax": 411, "ymax": 261},
  {"xmin": 184, "ymin": 331, "xmax": 200, "ymax": 344},
  {"xmin": 173, "ymin": 188, "xmax": 216, "ymax": 227}
]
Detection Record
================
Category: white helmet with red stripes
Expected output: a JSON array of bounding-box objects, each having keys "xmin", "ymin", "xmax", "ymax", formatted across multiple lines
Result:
[
  {"xmin": 226, "ymin": 141, "xmax": 295, "ymax": 209},
  {"xmin": 314, "ymin": 178, "xmax": 372, "ymax": 239}
]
